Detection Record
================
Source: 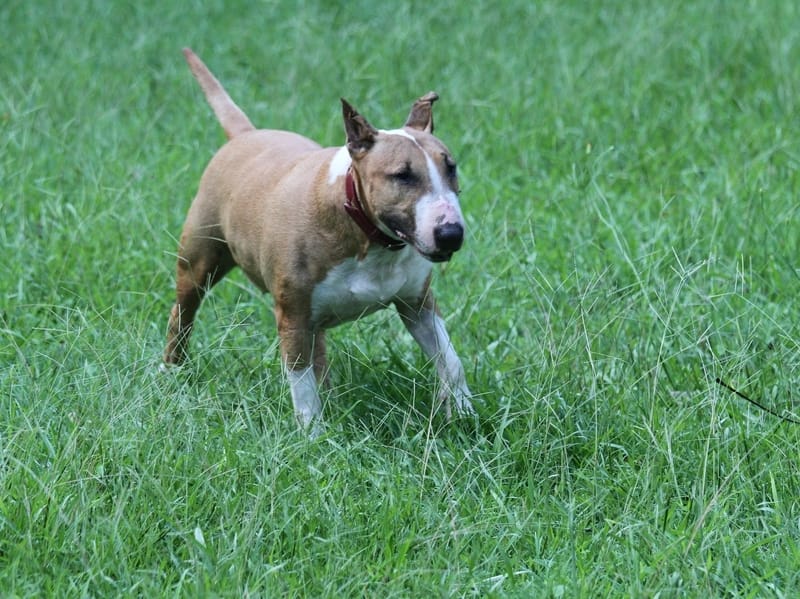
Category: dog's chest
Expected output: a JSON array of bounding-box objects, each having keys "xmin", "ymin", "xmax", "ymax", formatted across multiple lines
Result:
[{"xmin": 310, "ymin": 247, "xmax": 431, "ymax": 329}]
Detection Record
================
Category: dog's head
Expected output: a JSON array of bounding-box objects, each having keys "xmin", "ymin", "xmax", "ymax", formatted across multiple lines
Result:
[{"xmin": 340, "ymin": 93, "xmax": 466, "ymax": 263}]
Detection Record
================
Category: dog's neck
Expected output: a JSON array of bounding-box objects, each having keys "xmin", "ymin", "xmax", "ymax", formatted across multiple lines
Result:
[{"xmin": 343, "ymin": 167, "xmax": 406, "ymax": 251}]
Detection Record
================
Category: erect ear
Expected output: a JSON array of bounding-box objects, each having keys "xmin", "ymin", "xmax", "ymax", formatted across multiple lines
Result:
[
  {"xmin": 404, "ymin": 91, "xmax": 439, "ymax": 133},
  {"xmin": 341, "ymin": 98, "xmax": 378, "ymax": 157}
]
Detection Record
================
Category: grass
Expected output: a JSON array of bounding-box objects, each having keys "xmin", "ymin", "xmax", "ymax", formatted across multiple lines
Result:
[{"xmin": 2, "ymin": 0, "xmax": 800, "ymax": 596}]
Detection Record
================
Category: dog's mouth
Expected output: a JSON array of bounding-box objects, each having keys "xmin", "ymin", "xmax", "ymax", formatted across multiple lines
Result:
[
  {"xmin": 424, "ymin": 251, "xmax": 454, "ymax": 263},
  {"xmin": 391, "ymin": 230, "xmax": 455, "ymax": 262}
]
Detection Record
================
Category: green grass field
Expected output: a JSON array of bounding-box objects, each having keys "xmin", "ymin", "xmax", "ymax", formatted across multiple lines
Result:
[{"xmin": 2, "ymin": 0, "xmax": 800, "ymax": 596}]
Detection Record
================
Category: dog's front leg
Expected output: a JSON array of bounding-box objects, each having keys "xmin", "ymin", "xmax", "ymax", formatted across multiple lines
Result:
[
  {"xmin": 275, "ymin": 303, "xmax": 324, "ymax": 435},
  {"xmin": 396, "ymin": 295, "xmax": 475, "ymax": 418}
]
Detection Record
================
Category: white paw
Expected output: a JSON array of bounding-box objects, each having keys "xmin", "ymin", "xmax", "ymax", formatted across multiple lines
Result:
[
  {"xmin": 307, "ymin": 419, "xmax": 325, "ymax": 440},
  {"xmin": 442, "ymin": 385, "xmax": 476, "ymax": 419},
  {"xmin": 454, "ymin": 389, "xmax": 476, "ymax": 416},
  {"xmin": 158, "ymin": 362, "xmax": 176, "ymax": 375}
]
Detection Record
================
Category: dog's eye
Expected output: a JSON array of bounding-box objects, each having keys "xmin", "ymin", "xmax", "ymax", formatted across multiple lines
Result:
[
  {"xmin": 388, "ymin": 166, "xmax": 417, "ymax": 185},
  {"xmin": 443, "ymin": 155, "xmax": 457, "ymax": 178},
  {"xmin": 442, "ymin": 156, "xmax": 460, "ymax": 193}
]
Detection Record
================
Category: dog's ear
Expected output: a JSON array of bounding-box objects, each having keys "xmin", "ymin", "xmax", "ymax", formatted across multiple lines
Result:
[
  {"xmin": 341, "ymin": 99, "xmax": 378, "ymax": 157},
  {"xmin": 404, "ymin": 91, "xmax": 439, "ymax": 133}
]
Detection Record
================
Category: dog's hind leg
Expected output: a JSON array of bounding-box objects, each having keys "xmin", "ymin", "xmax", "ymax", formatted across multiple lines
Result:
[{"xmin": 163, "ymin": 229, "xmax": 235, "ymax": 366}]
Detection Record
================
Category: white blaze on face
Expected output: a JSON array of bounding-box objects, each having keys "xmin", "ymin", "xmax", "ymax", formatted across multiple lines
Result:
[
  {"xmin": 380, "ymin": 128, "xmax": 417, "ymax": 141},
  {"xmin": 419, "ymin": 150, "xmax": 464, "ymax": 218},
  {"xmin": 411, "ymin": 140, "xmax": 465, "ymax": 255}
]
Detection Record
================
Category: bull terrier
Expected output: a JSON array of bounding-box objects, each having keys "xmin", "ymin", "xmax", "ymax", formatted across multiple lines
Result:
[{"xmin": 163, "ymin": 49, "xmax": 474, "ymax": 433}]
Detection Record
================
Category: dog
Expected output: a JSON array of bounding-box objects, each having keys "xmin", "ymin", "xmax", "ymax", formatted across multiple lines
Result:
[{"xmin": 163, "ymin": 49, "xmax": 474, "ymax": 433}]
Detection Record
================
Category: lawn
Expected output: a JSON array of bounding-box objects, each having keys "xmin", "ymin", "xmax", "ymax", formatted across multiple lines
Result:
[{"xmin": 2, "ymin": 0, "xmax": 799, "ymax": 596}]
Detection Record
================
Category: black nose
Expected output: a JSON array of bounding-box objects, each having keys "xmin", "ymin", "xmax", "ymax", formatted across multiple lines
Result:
[{"xmin": 433, "ymin": 222, "xmax": 464, "ymax": 252}]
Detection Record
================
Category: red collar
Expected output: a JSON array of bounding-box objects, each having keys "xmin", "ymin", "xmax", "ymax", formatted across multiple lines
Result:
[{"xmin": 344, "ymin": 167, "xmax": 406, "ymax": 251}]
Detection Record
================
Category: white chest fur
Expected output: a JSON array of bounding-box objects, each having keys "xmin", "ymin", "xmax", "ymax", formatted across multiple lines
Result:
[{"xmin": 310, "ymin": 247, "xmax": 432, "ymax": 329}]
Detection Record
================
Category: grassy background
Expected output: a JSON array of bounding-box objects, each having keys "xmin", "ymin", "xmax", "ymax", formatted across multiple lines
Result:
[{"xmin": 2, "ymin": 0, "xmax": 800, "ymax": 596}]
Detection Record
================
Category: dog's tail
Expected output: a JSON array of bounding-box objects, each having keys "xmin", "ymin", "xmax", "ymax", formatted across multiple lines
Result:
[{"xmin": 182, "ymin": 48, "xmax": 255, "ymax": 140}]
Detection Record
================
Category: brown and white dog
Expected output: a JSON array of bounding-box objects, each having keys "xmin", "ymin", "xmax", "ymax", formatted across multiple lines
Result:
[{"xmin": 163, "ymin": 49, "xmax": 474, "ymax": 433}]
